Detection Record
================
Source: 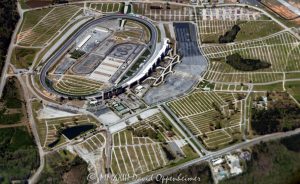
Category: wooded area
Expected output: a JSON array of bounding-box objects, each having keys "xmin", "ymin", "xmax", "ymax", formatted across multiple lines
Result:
[
  {"xmin": 0, "ymin": 0, "xmax": 19, "ymax": 77},
  {"xmin": 0, "ymin": 127, "xmax": 39, "ymax": 183},
  {"xmin": 252, "ymin": 93, "xmax": 300, "ymax": 135},
  {"xmin": 225, "ymin": 53, "xmax": 271, "ymax": 71}
]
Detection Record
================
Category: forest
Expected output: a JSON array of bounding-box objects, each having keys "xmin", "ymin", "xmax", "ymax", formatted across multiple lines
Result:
[
  {"xmin": 251, "ymin": 97, "xmax": 300, "ymax": 135},
  {"xmin": 219, "ymin": 25, "xmax": 240, "ymax": 43},
  {"xmin": 0, "ymin": 127, "xmax": 39, "ymax": 183},
  {"xmin": 0, "ymin": 0, "xmax": 19, "ymax": 77},
  {"xmin": 225, "ymin": 53, "xmax": 271, "ymax": 71}
]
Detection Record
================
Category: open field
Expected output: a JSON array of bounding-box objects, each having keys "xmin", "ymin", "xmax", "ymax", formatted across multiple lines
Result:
[
  {"xmin": 88, "ymin": 2, "xmax": 123, "ymax": 13},
  {"xmin": 52, "ymin": 75, "xmax": 104, "ymax": 96},
  {"xmin": 133, "ymin": 3, "xmax": 195, "ymax": 21},
  {"xmin": 17, "ymin": 6, "xmax": 81, "ymax": 46},
  {"xmin": 202, "ymin": 31, "xmax": 300, "ymax": 83},
  {"xmin": 111, "ymin": 112, "xmax": 197, "ymax": 178},
  {"xmin": 168, "ymin": 91, "xmax": 243, "ymax": 149}
]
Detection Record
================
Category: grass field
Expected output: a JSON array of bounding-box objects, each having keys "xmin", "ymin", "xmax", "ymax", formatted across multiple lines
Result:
[
  {"xmin": 18, "ymin": 5, "xmax": 81, "ymax": 46},
  {"xmin": 52, "ymin": 75, "xmax": 104, "ymax": 96},
  {"xmin": 110, "ymin": 112, "xmax": 198, "ymax": 178},
  {"xmin": 11, "ymin": 47, "xmax": 40, "ymax": 69},
  {"xmin": 202, "ymin": 31, "xmax": 300, "ymax": 84},
  {"xmin": 168, "ymin": 91, "xmax": 243, "ymax": 149}
]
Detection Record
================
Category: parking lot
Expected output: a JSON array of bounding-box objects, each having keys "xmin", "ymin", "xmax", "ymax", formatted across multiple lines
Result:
[{"xmin": 144, "ymin": 23, "xmax": 207, "ymax": 104}]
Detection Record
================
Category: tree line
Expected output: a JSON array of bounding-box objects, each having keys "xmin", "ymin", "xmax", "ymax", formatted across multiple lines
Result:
[{"xmin": 0, "ymin": 0, "xmax": 19, "ymax": 77}]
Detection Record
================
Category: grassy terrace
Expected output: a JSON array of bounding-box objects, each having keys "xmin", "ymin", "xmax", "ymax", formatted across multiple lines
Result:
[
  {"xmin": 52, "ymin": 75, "xmax": 103, "ymax": 96},
  {"xmin": 202, "ymin": 31, "xmax": 300, "ymax": 84}
]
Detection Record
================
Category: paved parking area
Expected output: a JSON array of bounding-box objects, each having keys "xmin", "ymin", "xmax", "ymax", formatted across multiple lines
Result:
[{"xmin": 144, "ymin": 23, "xmax": 207, "ymax": 104}]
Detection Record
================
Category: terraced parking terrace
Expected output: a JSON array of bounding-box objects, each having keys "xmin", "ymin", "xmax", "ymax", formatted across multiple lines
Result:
[
  {"xmin": 17, "ymin": 5, "xmax": 81, "ymax": 46},
  {"xmin": 133, "ymin": 3, "xmax": 195, "ymax": 21},
  {"xmin": 88, "ymin": 2, "xmax": 124, "ymax": 13},
  {"xmin": 110, "ymin": 112, "xmax": 198, "ymax": 178},
  {"xmin": 168, "ymin": 91, "xmax": 243, "ymax": 149},
  {"xmin": 202, "ymin": 31, "xmax": 300, "ymax": 83}
]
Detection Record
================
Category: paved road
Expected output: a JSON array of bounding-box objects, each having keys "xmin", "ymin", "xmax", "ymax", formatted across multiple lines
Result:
[
  {"xmin": 39, "ymin": 14, "xmax": 158, "ymax": 98},
  {"xmin": 14, "ymin": 73, "xmax": 45, "ymax": 184},
  {"xmin": 159, "ymin": 105, "xmax": 203, "ymax": 157},
  {"xmin": 128, "ymin": 128, "xmax": 300, "ymax": 184},
  {"xmin": 162, "ymin": 104, "xmax": 210, "ymax": 155}
]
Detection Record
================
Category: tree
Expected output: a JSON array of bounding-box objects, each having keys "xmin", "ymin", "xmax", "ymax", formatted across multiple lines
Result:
[{"xmin": 219, "ymin": 25, "xmax": 241, "ymax": 43}]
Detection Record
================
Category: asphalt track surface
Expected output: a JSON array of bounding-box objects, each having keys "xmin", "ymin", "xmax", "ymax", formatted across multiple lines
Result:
[{"xmin": 39, "ymin": 14, "xmax": 157, "ymax": 97}]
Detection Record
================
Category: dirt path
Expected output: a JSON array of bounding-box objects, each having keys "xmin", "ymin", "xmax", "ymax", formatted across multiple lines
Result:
[{"xmin": 0, "ymin": 123, "xmax": 25, "ymax": 129}]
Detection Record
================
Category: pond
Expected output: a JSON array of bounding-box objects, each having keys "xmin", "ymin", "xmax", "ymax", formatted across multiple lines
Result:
[{"xmin": 62, "ymin": 124, "xmax": 96, "ymax": 139}]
